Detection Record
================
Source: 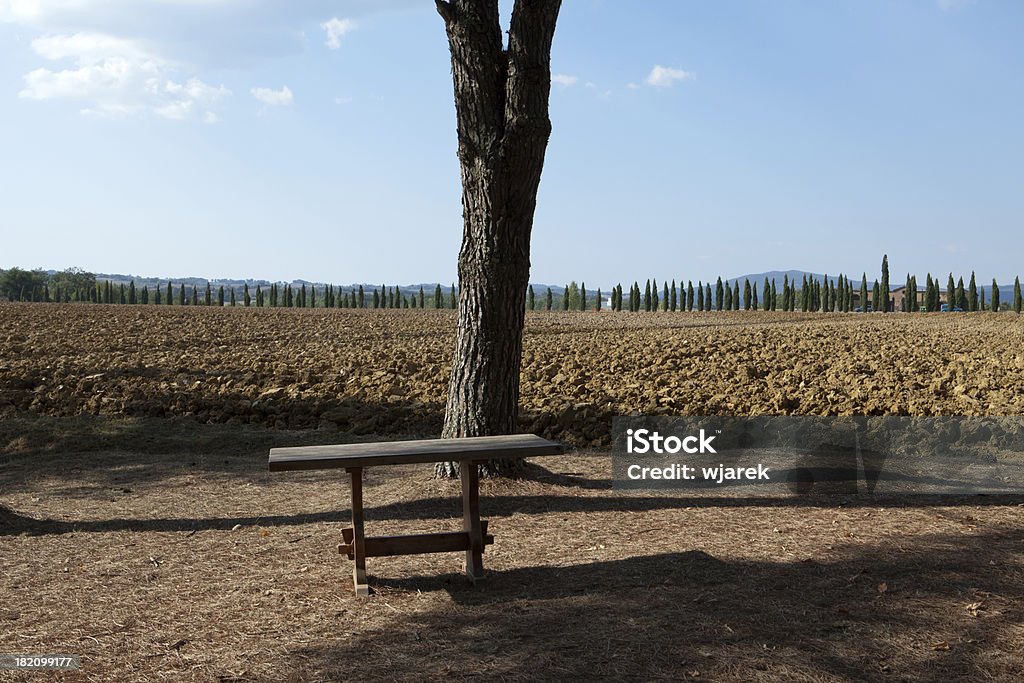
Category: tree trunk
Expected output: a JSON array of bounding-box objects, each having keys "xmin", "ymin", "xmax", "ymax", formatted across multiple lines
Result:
[{"xmin": 434, "ymin": 0, "xmax": 561, "ymax": 478}]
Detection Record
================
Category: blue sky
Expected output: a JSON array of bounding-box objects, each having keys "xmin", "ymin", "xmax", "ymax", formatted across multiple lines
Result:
[{"xmin": 1, "ymin": 0, "xmax": 1022, "ymax": 287}]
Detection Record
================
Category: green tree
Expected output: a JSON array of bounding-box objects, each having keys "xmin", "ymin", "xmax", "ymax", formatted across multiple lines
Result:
[
  {"xmin": 715, "ymin": 277, "xmax": 724, "ymax": 311},
  {"xmin": 154, "ymin": 285, "xmax": 162, "ymax": 305},
  {"xmin": 242, "ymin": 283, "xmax": 250, "ymax": 307},
  {"xmin": 662, "ymin": 281, "xmax": 669, "ymax": 311},
  {"xmin": 742, "ymin": 279, "xmax": 751, "ymax": 310},
  {"xmin": 697, "ymin": 282, "xmax": 704, "ymax": 311},
  {"xmin": 449, "ymin": 283, "xmax": 457, "ymax": 309},
  {"xmin": 991, "ymin": 279, "xmax": 1000, "ymax": 312},
  {"xmin": 670, "ymin": 280, "xmax": 677, "ymax": 311},
  {"xmin": 705, "ymin": 283, "xmax": 712, "ymax": 311},
  {"xmin": 546, "ymin": 286, "xmax": 553, "ymax": 311},
  {"xmin": 687, "ymin": 280, "xmax": 694, "ymax": 311},
  {"xmin": 580, "ymin": 282, "xmax": 587, "ymax": 311},
  {"xmin": 596, "ymin": 288, "xmax": 602, "ymax": 311},
  {"xmin": 651, "ymin": 279, "xmax": 659, "ymax": 311},
  {"xmin": 1013, "ymin": 277, "xmax": 1022, "ymax": 314},
  {"xmin": 723, "ymin": 281, "xmax": 732, "ymax": 310},
  {"xmin": 880, "ymin": 254, "xmax": 890, "ymax": 313},
  {"xmin": 643, "ymin": 279, "xmax": 651, "ymax": 312},
  {"xmin": 968, "ymin": 272, "xmax": 978, "ymax": 311},
  {"xmin": 751, "ymin": 285, "xmax": 758, "ymax": 310},
  {"xmin": 859, "ymin": 274, "xmax": 868, "ymax": 312},
  {"xmin": 956, "ymin": 277, "xmax": 965, "ymax": 310},
  {"xmin": 526, "ymin": 285, "xmax": 535, "ymax": 310}
]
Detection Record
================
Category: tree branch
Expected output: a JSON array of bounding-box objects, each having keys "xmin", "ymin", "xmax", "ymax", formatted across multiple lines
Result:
[{"xmin": 505, "ymin": 0, "xmax": 561, "ymax": 135}]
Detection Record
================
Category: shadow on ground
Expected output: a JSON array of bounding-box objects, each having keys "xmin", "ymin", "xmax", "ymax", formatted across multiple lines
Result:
[{"xmin": 289, "ymin": 529, "xmax": 1024, "ymax": 681}]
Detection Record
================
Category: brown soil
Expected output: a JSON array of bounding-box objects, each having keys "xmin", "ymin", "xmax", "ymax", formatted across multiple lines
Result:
[
  {"xmin": 1, "ymin": 417, "xmax": 1022, "ymax": 681},
  {"xmin": 2, "ymin": 305, "xmax": 1023, "ymax": 680},
  {"xmin": 1, "ymin": 304, "xmax": 1023, "ymax": 447}
]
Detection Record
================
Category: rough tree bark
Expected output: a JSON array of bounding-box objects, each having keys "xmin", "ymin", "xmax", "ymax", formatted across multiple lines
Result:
[{"xmin": 434, "ymin": 0, "xmax": 561, "ymax": 478}]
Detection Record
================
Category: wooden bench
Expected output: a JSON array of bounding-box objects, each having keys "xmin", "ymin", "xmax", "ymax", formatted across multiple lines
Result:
[{"xmin": 268, "ymin": 434, "xmax": 564, "ymax": 596}]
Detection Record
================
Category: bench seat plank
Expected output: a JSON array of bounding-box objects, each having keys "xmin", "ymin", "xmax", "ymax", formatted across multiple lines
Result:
[{"xmin": 268, "ymin": 434, "xmax": 563, "ymax": 472}]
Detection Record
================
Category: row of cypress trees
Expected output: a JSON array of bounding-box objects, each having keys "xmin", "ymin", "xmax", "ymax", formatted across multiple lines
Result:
[
  {"xmin": 525, "ymin": 256, "xmax": 1023, "ymax": 314},
  {"xmin": 29, "ymin": 280, "xmax": 463, "ymax": 309}
]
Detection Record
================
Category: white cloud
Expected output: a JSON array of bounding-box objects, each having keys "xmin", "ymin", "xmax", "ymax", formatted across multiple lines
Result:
[
  {"xmin": 251, "ymin": 85, "xmax": 293, "ymax": 106},
  {"xmin": 321, "ymin": 17, "xmax": 355, "ymax": 49},
  {"xmin": 644, "ymin": 65, "xmax": 695, "ymax": 88},
  {"xmin": 17, "ymin": 31, "xmax": 229, "ymax": 120},
  {"xmin": 333, "ymin": 96, "xmax": 353, "ymax": 105},
  {"xmin": 552, "ymin": 73, "xmax": 578, "ymax": 87}
]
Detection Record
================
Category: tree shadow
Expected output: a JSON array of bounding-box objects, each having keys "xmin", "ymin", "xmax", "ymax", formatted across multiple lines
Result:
[{"xmin": 289, "ymin": 528, "xmax": 1024, "ymax": 680}]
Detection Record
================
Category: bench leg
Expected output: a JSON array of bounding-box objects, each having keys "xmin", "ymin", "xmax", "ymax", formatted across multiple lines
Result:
[
  {"xmin": 460, "ymin": 459, "xmax": 485, "ymax": 584},
  {"xmin": 348, "ymin": 467, "xmax": 370, "ymax": 597}
]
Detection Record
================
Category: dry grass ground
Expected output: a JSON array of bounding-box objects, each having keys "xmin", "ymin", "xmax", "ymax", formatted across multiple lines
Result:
[{"xmin": 1, "ymin": 417, "xmax": 1022, "ymax": 682}]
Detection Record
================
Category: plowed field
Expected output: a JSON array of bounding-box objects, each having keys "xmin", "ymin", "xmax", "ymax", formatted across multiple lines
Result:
[{"xmin": 2, "ymin": 304, "xmax": 1023, "ymax": 445}]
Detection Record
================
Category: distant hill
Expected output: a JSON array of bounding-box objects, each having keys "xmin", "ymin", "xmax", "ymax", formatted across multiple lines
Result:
[{"xmin": 726, "ymin": 270, "xmax": 827, "ymax": 287}]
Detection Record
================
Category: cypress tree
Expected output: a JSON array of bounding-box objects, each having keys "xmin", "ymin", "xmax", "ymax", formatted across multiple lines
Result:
[
  {"xmin": 880, "ymin": 255, "xmax": 890, "ymax": 313},
  {"xmin": 822, "ymin": 275, "xmax": 829, "ymax": 312},
  {"xmin": 946, "ymin": 274, "xmax": 955, "ymax": 311},
  {"xmin": 644, "ymin": 280, "xmax": 651, "ymax": 312},
  {"xmin": 697, "ymin": 282, "xmax": 704, "ymax": 311},
  {"xmin": 991, "ymin": 279, "xmax": 1000, "ymax": 312},
  {"xmin": 527, "ymin": 285, "xmax": 535, "ymax": 311},
  {"xmin": 1013, "ymin": 276, "xmax": 1022, "ymax": 314},
  {"xmin": 165, "ymin": 282, "xmax": 172, "ymax": 305},
  {"xmin": 596, "ymin": 288, "xmax": 602, "ymax": 311},
  {"xmin": 782, "ymin": 275, "xmax": 790, "ymax": 311},
  {"xmin": 581, "ymin": 283, "xmax": 587, "ymax": 311},
  {"xmin": 128, "ymin": 281, "xmax": 136, "ymax": 304},
  {"xmin": 563, "ymin": 284, "xmax": 571, "ymax": 311},
  {"xmin": 872, "ymin": 280, "xmax": 880, "ymax": 312},
  {"xmin": 751, "ymin": 286, "xmax": 758, "ymax": 310},
  {"xmin": 651, "ymin": 279, "xmax": 659, "ymax": 312},
  {"xmin": 800, "ymin": 276, "xmax": 809, "ymax": 311},
  {"xmin": 230, "ymin": 288, "xmax": 236, "ymax": 306},
  {"xmin": 980, "ymin": 287, "xmax": 986, "ymax": 311},
  {"xmin": 203, "ymin": 282, "xmax": 210, "ymax": 306},
  {"xmin": 141, "ymin": 286, "xmax": 149, "ymax": 304},
  {"xmin": 771, "ymin": 279, "xmax": 777, "ymax": 311},
  {"xmin": 859, "ymin": 274, "xmax": 868, "ymax": 312},
  {"xmin": 705, "ymin": 283, "xmax": 712, "ymax": 311},
  {"xmin": 724, "ymin": 282, "xmax": 732, "ymax": 311},
  {"xmin": 968, "ymin": 272, "xmax": 978, "ymax": 311},
  {"xmin": 762, "ymin": 278, "xmax": 770, "ymax": 311},
  {"xmin": 450, "ymin": 283, "xmax": 457, "ymax": 309},
  {"xmin": 670, "ymin": 280, "xmax": 677, "ymax": 311},
  {"xmin": 154, "ymin": 286, "xmax": 162, "ymax": 305},
  {"xmin": 373, "ymin": 289, "xmax": 380, "ymax": 308},
  {"xmin": 432, "ymin": 284, "xmax": 440, "ymax": 308},
  {"xmin": 687, "ymin": 281, "xmax": 695, "ymax": 311},
  {"xmin": 743, "ymin": 279, "xmax": 751, "ymax": 310},
  {"xmin": 546, "ymin": 287, "xmax": 553, "ymax": 311},
  {"xmin": 956, "ymin": 277, "xmax": 965, "ymax": 310},
  {"xmin": 715, "ymin": 277, "xmax": 724, "ymax": 311},
  {"xmin": 190, "ymin": 285, "xmax": 197, "ymax": 306},
  {"xmin": 662, "ymin": 281, "xmax": 669, "ymax": 311},
  {"xmin": 732, "ymin": 281, "xmax": 740, "ymax": 310},
  {"xmin": 178, "ymin": 284, "xmax": 186, "ymax": 306},
  {"xmin": 216, "ymin": 285, "xmax": 223, "ymax": 306}
]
